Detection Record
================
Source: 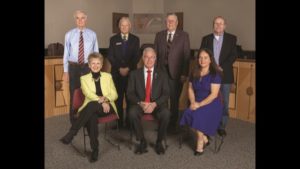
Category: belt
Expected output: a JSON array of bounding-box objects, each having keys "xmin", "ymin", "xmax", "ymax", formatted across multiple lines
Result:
[{"xmin": 68, "ymin": 61, "xmax": 88, "ymax": 66}]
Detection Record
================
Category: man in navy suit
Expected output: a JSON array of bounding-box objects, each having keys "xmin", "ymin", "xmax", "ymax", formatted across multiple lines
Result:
[
  {"xmin": 154, "ymin": 13, "xmax": 190, "ymax": 133},
  {"xmin": 127, "ymin": 47, "xmax": 170, "ymax": 155},
  {"xmin": 200, "ymin": 16, "xmax": 238, "ymax": 137},
  {"xmin": 108, "ymin": 17, "xmax": 140, "ymax": 128}
]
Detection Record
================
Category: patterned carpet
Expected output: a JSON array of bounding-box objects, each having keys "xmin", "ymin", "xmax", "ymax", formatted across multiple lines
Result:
[{"xmin": 45, "ymin": 115, "xmax": 255, "ymax": 169}]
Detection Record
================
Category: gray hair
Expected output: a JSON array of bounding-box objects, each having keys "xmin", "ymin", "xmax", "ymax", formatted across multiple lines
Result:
[
  {"xmin": 166, "ymin": 13, "xmax": 178, "ymax": 22},
  {"xmin": 143, "ymin": 47, "xmax": 156, "ymax": 58},
  {"xmin": 73, "ymin": 10, "xmax": 87, "ymax": 19},
  {"xmin": 118, "ymin": 17, "xmax": 131, "ymax": 27}
]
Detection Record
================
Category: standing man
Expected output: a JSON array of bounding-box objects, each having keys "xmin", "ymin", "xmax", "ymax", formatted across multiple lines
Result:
[
  {"xmin": 200, "ymin": 16, "xmax": 237, "ymax": 136},
  {"xmin": 63, "ymin": 10, "xmax": 99, "ymax": 124},
  {"xmin": 127, "ymin": 47, "xmax": 170, "ymax": 155},
  {"xmin": 108, "ymin": 17, "xmax": 140, "ymax": 128},
  {"xmin": 154, "ymin": 13, "xmax": 190, "ymax": 133}
]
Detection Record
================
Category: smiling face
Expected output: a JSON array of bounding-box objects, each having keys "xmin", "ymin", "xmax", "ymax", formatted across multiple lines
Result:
[
  {"xmin": 198, "ymin": 50, "xmax": 211, "ymax": 69},
  {"xmin": 119, "ymin": 17, "xmax": 131, "ymax": 34},
  {"xmin": 74, "ymin": 11, "xmax": 87, "ymax": 29},
  {"xmin": 166, "ymin": 14, "xmax": 178, "ymax": 32},
  {"xmin": 142, "ymin": 48, "xmax": 156, "ymax": 69},
  {"xmin": 213, "ymin": 16, "xmax": 226, "ymax": 35},
  {"xmin": 88, "ymin": 57, "xmax": 103, "ymax": 73}
]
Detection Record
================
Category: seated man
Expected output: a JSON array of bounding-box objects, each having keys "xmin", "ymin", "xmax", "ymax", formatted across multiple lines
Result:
[{"xmin": 127, "ymin": 47, "xmax": 170, "ymax": 155}]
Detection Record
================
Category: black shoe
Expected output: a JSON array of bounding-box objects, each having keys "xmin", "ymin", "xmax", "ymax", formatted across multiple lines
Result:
[
  {"xmin": 194, "ymin": 150, "xmax": 204, "ymax": 156},
  {"xmin": 89, "ymin": 149, "xmax": 98, "ymax": 163},
  {"xmin": 59, "ymin": 131, "xmax": 76, "ymax": 144},
  {"xmin": 155, "ymin": 142, "xmax": 165, "ymax": 155},
  {"xmin": 217, "ymin": 129, "xmax": 227, "ymax": 137},
  {"xmin": 134, "ymin": 140, "xmax": 148, "ymax": 154}
]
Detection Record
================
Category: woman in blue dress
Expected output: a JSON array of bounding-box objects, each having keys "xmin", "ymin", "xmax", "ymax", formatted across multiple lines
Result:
[{"xmin": 180, "ymin": 48, "xmax": 223, "ymax": 156}]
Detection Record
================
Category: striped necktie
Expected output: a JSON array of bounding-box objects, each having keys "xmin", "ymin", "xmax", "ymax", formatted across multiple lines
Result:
[{"xmin": 78, "ymin": 31, "xmax": 84, "ymax": 64}]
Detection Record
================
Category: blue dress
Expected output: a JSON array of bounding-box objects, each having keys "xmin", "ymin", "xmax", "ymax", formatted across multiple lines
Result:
[{"xmin": 179, "ymin": 73, "xmax": 222, "ymax": 136}]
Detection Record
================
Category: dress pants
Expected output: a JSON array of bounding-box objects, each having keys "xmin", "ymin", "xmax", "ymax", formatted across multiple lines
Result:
[
  {"xmin": 71, "ymin": 101, "xmax": 113, "ymax": 150},
  {"xmin": 68, "ymin": 64, "xmax": 89, "ymax": 124},
  {"xmin": 112, "ymin": 72, "xmax": 129, "ymax": 127},
  {"xmin": 128, "ymin": 105, "xmax": 170, "ymax": 142},
  {"xmin": 163, "ymin": 65, "xmax": 183, "ymax": 129}
]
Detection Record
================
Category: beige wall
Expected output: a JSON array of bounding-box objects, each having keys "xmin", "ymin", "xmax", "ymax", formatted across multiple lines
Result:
[
  {"xmin": 45, "ymin": 0, "xmax": 255, "ymax": 50},
  {"xmin": 131, "ymin": 0, "xmax": 164, "ymax": 45},
  {"xmin": 164, "ymin": 0, "xmax": 255, "ymax": 50},
  {"xmin": 45, "ymin": 0, "xmax": 132, "ymax": 49}
]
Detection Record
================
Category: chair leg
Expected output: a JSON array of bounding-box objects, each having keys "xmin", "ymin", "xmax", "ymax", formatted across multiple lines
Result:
[
  {"xmin": 103, "ymin": 122, "xmax": 120, "ymax": 150},
  {"xmin": 213, "ymin": 135, "xmax": 224, "ymax": 153},
  {"xmin": 69, "ymin": 128, "xmax": 87, "ymax": 157},
  {"xmin": 83, "ymin": 128, "xmax": 87, "ymax": 153}
]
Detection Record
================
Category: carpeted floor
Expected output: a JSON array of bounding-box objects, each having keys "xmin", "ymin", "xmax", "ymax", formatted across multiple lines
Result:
[{"xmin": 45, "ymin": 115, "xmax": 255, "ymax": 169}]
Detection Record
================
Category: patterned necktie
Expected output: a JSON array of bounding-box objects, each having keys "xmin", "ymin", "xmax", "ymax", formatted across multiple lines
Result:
[
  {"xmin": 145, "ymin": 70, "xmax": 152, "ymax": 102},
  {"xmin": 122, "ymin": 35, "xmax": 127, "ymax": 41},
  {"xmin": 165, "ymin": 33, "xmax": 172, "ymax": 64},
  {"xmin": 78, "ymin": 31, "xmax": 84, "ymax": 64}
]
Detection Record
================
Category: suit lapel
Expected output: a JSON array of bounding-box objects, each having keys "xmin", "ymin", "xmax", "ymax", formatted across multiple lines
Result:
[
  {"xmin": 172, "ymin": 30, "xmax": 180, "ymax": 44},
  {"xmin": 208, "ymin": 34, "xmax": 214, "ymax": 51},
  {"xmin": 151, "ymin": 68, "xmax": 158, "ymax": 98},
  {"xmin": 137, "ymin": 68, "xmax": 146, "ymax": 98},
  {"xmin": 219, "ymin": 32, "xmax": 228, "ymax": 64}
]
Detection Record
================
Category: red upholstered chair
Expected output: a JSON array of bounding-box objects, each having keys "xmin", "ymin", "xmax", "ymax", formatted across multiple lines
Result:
[
  {"xmin": 129, "ymin": 113, "xmax": 168, "ymax": 150},
  {"xmin": 71, "ymin": 88, "xmax": 120, "ymax": 156}
]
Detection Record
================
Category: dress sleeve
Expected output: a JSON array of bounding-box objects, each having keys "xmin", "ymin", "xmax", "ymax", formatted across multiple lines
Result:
[{"xmin": 212, "ymin": 74, "xmax": 222, "ymax": 84}]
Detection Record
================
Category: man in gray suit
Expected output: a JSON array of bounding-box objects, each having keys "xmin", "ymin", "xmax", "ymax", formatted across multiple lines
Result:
[
  {"xmin": 154, "ymin": 13, "xmax": 190, "ymax": 133},
  {"xmin": 127, "ymin": 47, "xmax": 170, "ymax": 155}
]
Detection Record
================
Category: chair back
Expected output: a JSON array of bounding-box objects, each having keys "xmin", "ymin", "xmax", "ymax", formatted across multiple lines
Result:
[{"xmin": 73, "ymin": 88, "xmax": 85, "ymax": 110}]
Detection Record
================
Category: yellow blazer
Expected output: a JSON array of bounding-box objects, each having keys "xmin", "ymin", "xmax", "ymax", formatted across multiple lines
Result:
[{"xmin": 78, "ymin": 72, "xmax": 118, "ymax": 117}]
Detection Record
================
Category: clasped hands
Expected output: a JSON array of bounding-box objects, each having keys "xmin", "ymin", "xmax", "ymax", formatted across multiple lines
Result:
[
  {"xmin": 190, "ymin": 102, "xmax": 201, "ymax": 111},
  {"xmin": 98, "ymin": 96, "xmax": 110, "ymax": 113},
  {"xmin": 139, "ymin": 102, "xmax": 157, "ymax": 114}
]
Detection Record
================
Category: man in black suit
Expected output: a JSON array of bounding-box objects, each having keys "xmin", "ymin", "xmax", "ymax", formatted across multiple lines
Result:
[
  {"xmin": 108, "ymin": 17, "xmax": 140, "ymax": 128},
  {"xmin": 154, "ymin": 13, "xmax": 190, "ymax": 133},
  {"xmin": 200, "ymin": 16, "xmax": 237, "ymax": 137},
  {"xmin": 127, "ymin": 47, "xmax": 170, "ymax": 155}
]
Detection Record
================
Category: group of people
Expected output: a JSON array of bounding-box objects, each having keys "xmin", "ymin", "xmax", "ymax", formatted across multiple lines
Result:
[{"xmin": 59, "ymin": 10, "xmax": 237, "ymax": 162}]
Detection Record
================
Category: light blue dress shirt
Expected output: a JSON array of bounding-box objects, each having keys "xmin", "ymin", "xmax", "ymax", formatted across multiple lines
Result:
[
  {"xmin": 63, "ymin": 28, "xmax": 99, "ymax": 72},
  {"xmin": 213, "ymin": 34, "xmax": 223, "ymax": 65}
]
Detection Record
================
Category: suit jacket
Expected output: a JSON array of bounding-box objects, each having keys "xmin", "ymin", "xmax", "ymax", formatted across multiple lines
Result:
[
  {"xmin": 200, "ymin": 32, "xmax": 237, "ymax": 83},
  {"xmin": 154, "ymin": 29, "xmax": 190, "ymax": 79},
  {"xmin": 126, "ymin": 67, "xmax": 169, "ymax": 108},
  {"xmin": 108, "ymin": 33, "xmax": 140, "ymax": 75},
  {"xmin": 78, "ymin": 72, "xmax": 118, "ymax": 117}
]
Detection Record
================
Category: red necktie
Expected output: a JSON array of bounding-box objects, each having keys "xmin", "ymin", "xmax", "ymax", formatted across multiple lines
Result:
[
  {"xmin": 78, "ymin": 31, "xmax": 84, "ymax": 64},
  {"xmin": 145, "ymin": 69, "xmax": 152, "ymax": 102}
]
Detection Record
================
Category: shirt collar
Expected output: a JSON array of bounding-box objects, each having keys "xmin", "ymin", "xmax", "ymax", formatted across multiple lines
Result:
[
  {"xmin": 143, "ymin": 66, "xmax": 154, "ymax": 73},
  {"xmin": 167, "ymin": 30, "xmax": 175, "ymax": 35}
]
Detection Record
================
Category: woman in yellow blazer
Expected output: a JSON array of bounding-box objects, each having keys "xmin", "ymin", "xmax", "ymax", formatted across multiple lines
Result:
[{"xmin": 60, "ymin": 52, "xmax": 118, "ymax": 163}]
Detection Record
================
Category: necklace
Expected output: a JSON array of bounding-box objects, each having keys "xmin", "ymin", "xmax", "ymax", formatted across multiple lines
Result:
[{"xmin": 93, "ymin": 77, "xmax": 100, "ymax": 82}]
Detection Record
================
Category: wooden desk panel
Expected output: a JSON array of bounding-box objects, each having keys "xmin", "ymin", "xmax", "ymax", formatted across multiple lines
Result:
[{"xmin": 45, "ymin": 58, "xmax": 69, "ymax": 118}]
